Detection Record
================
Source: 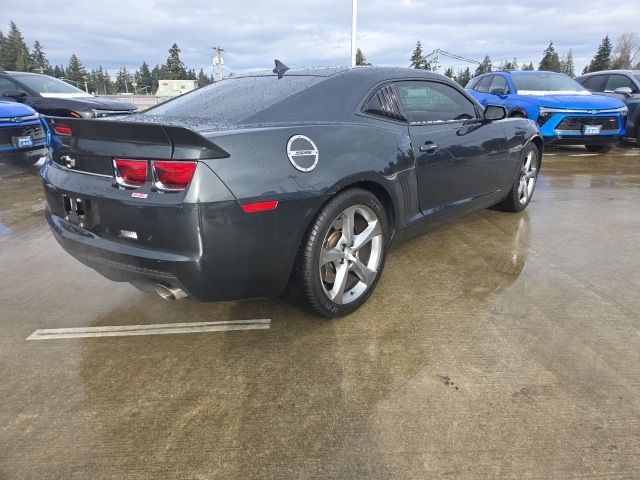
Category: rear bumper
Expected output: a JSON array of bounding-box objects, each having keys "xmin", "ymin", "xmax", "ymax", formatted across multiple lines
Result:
[{"xmin": 41, "ymin": 161, "xmax": 325, "ymax": 302}]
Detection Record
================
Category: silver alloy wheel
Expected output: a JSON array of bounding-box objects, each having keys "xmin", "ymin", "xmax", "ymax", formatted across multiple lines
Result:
[
  {"xmin": 518, "ymin": 149, "xmax": 538, "ymax": 205},
  {"xmin": 319, "ymin": 204, "xmax": 383, "ymax": 305}
]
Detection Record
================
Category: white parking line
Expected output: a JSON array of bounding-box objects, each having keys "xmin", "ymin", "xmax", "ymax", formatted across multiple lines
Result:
[{"xmin": 26, "ymin": 319, "xmax": 271, "ymax": 340}]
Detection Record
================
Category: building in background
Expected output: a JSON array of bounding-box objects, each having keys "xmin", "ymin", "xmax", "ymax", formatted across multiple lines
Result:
[{"xmin": 155, "ymin": 79, "xmax": 198, "ymax": 97}]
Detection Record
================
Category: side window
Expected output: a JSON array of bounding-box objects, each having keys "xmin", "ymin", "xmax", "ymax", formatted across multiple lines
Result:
[
  {"xmin": 475, "ymin": 76, "xmax": 493, "ymax": 93},
  {"xmin": 466, "ymin": 77, "xmax": 479, "ymax": 90},
  {"xmin": 489, "ymin": 75, "xmax": 509, "ymax": 94},
  {"xmin": 605, "ymin": 74, "xmax": 638, "ymax": 93},
  {"xmin": 580, "ymin": 75, "xmax": 607, "ymax": 92},
  {"xmin": 0, "ymin": 78, "xmax": 19, "ymax": 96},
  {"xmin": 363, "ymin": 84, "xmax": 404, "ymax": 121},
  {"xmin": 394, "ymin": 81, "xmax": 478, "ymax": 123}
]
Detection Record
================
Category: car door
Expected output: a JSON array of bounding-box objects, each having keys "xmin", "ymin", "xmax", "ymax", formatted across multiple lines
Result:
[
  {"xmin": 394, "ymin": 80, "xmax": 508, "ymax": 218},
  {"xmin": 470, "ymin": 75, "xmax": 494, "ymax": 107}
]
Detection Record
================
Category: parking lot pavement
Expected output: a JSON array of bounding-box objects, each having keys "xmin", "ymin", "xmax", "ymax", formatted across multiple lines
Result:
[{"xmin": 1, "ymin": 146, "xmax": 639, "ymax": 479}]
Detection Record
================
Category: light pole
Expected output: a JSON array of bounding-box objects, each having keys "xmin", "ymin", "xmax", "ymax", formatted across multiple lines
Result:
[
  {"xmin": 213, "ymin": 46, "xmax": 224, "ymax": 82},
  {"xmin": 351, "ymin": 0, "xmax": 358, "ymax": 67}
]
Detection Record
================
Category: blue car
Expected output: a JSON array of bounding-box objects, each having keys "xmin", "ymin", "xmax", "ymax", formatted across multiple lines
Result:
[
  {"xmin": 0, "ymin": 100, "xmax": 48, "ymax": 168},
  {"xmin": 466, "ymin": 70, "xmax": 627, "ymax": 152}
]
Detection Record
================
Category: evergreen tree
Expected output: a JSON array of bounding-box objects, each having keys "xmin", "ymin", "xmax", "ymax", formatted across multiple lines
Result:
[
  {"xmin": 409, "ymin": 40, "xmax": 427, "ymax": 69},
  {"xmin": 502, "ymin": 58, "xmax": 519, "ymax": 70},
  {"xmin": 52, "ymin": 64, "xmax": 65, "ymax": 78},
  {"xmin": 30, "ymin": 40, "xmax": 52, "ymax": 74},
  {"xmin": 1, "ymin": 21, "xmax": 30, "ymax": 70},
  {"xmin": 134, "ymin": 62, "xmax": 153, "ymax": 94},
  {"xmin": 164, "ymin": 43, "xmax": 187, "ymax": 80},
  {"xmin": 444, "ymin": 67, "xmax": 454, "ymax": 79},
  {"xmin": 0, "ymin": 31, "xmax": 5, "ymax": 66},
  {"xmin": 186, "ymin": 68, "xmax": 197, "ymax": 80},
  {"xmin": 474, "ymin": 56, "xmax": 492, "ymax": 76},
  {"xmin": 196, "ymin": 68, "xmax": 211, "ymax": 87},
  {"xmin": 87, "ymin": 66, "xmax": 114, "ymax": 94},
  {"xmin": 151, "ymin": 65, "xmax": 164, "ymax": 93},
  {"xmin": 522, "ymin": 62, "xmax": 535, "ymax": 71},
  {"xmin": 65, "ymin": 54, "xmax": 88, "ymax": 90},
  {"xmin": 455, "ymin": 67, "xmax": 471, "ymax": 87},
  {"xmin": 560, "ymin": 49, "xmax": 575, "ymax": 76},
  {"xmin": 538, "ymin": 42, "xmax": 562, "ymax": 72},
  {"xmin": 583, "ymin": 35, "xmax": 612, "ymax": 74},
  {"xmin": 355, "ymin": 48, "xmax": 371, "ymax": 66},
  {"xmin": 115, "ymin": 67, "xmax": 133, "ymax": 93}
]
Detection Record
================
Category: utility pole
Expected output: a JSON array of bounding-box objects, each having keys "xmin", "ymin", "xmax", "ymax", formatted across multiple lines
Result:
[
  {"xmin": 213, "ymin": 46, "xmax": 224, "ymax": 81},
  {"xmin": 351, "ymin": 0, "xmax": 358, "ymax": 67}
]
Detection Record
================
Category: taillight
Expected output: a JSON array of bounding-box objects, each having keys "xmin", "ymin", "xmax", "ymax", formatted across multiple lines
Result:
[
  {"xmin": 53, "ymin": 125, "xmax": 72, "ymax": 136},
  {"xmin": 152, "ymin": 161, "xmax": 197, "ymax": 191},
  {"xmin": 113, "ymin": 158, "xmax": 147, "ymax": 188}
]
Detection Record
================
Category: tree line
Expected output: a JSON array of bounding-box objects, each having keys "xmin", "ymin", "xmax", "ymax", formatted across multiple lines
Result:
[
  {"xmin": 359, "ymin": 33, "xmax": 640, "ymax": 87},
  {"xmin": 0, "ymin": 21, "xmax": 213, "ymax": 94},
  {"xmin": 3, "ymin": 19, "xmax": 640, "ymax": 93}
]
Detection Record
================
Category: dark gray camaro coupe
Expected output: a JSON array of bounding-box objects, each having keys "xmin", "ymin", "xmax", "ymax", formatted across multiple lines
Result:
[{"xmin": 41, "ymin": 65, "xmax": 542, "ymax": 317}]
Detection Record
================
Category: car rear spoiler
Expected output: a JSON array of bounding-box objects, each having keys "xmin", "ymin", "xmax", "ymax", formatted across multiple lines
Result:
[{"xmin": 45, "ymin": 117, "xmax": 229, "ymax": 160}]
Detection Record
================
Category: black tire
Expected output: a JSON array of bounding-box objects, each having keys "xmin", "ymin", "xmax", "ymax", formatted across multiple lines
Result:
[
  {"xmin": 509, "ymin": 111, "xmax": 527, "ymax": 119},
  {"xmin": 585, "ymin": 145, "xmax": 613, "ymax": 153},
  {"xmin": 493, "ymin": 144, "xmax": 540, "ymax": 212},
  {"xmin": 288, "ymin": 188, "xmax": 389, "ymax": 318}
]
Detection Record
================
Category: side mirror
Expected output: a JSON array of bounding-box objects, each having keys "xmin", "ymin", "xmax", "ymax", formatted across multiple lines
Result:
[
  {"xmin": 489, "ymin": 88, "xmax": 507, "ymax": 97},
  {"xmin": 2, "ymin": 91, "xmax": 27, "ymax": 102},
  {"xmin": 614, "ymin": 86, "xmax": 633, "ymax": 97},
  {"xmin": 484, "ymin": 105, "xmax": 507, "ymax": 121}
]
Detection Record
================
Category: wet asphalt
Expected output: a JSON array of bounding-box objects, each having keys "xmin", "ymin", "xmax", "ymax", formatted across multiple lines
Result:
[{"xmin": 1, "ymin": 145, "xmax": 639, "ymax": 479}]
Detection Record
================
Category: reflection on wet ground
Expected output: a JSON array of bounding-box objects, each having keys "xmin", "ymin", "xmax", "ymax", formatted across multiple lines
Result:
[{"xmin": 1, "ymin": 145, "xmax": 639, "ymax": 479}]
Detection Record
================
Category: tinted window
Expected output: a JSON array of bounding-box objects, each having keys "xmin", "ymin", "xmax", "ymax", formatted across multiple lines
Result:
[
  {"xmin": 395, "ymin": 81, "xmax": 477, "ymax": 123},
  {"xmin": 475, "ymin": 76, "xmax": 493, "ymax": 93},
  {"xmin": 12, "ymin": 74, "xmax": 87, "ymax": 95},
  {"xmin": 364, "ymin": 85, "xmax": 403, "ymax": 120},
  {"xmin": 489, "ymin": 75, "xmax": 509, "ymax": 94},
  {"xmin": 580, "ymin": 75, "xmax": 607, "ymax": 92},
  {"xmin": 0, "ymin": 77, "xmax": 20, "ymax": 95},
  {"xmin": 145, "ymin": 75, "xmax": 326, "ymax": 124},
  {"xmin": 605, "ymin": 74, "xmax": 638, "ymax": 93},
  {"xmin": 511, "ymin": 73, "xmax": 586, "ymax": 93},
  {"xmin": 466, "ymin": 77, "xmax": 480, "ymax": 89}
]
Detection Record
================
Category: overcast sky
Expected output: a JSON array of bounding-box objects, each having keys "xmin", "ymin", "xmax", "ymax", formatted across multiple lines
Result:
[{"xmin": 1, "ymin": 0, "xmax": 638, "ymax": 75}]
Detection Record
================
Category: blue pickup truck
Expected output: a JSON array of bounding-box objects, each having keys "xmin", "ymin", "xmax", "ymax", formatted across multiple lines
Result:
[
  {"xmin": 0, "ymin": 100, "xmax": 48, "ymax": 168},
  {"xmin": 466, "ymin": 70, "xmax": 627, "ymax": 152}
]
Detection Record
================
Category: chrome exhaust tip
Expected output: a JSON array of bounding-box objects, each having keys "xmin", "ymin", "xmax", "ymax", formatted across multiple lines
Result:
[{"xmin": 154, "ymin": 284, "xmax": 188, "ymax": 301}]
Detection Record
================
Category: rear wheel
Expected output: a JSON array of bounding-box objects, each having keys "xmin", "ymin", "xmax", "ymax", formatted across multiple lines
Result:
[
  {"xmin": 493, "ymin": 144, "xmax": 540, "ymax": 212},
  {"xmin": 585, "ymin": 145, "xmax": 613, "ymax": 153},
  {"xmin": 290, "ymin": 188, "xmax": 389, "ymax": 318}
]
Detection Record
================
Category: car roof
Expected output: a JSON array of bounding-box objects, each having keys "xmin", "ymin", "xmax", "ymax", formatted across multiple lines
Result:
[
  {"xmin": 578, "ymin": 69, "xmax": 640, "ymax": 77},
  {"xmin": 228, "ymin": 66, "xmax": 447, "ymax": 82}
]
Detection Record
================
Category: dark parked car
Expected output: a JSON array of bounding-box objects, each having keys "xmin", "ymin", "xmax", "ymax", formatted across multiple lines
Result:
[
  {"xmin": 0, "ymin": 99, "xmax": 47, "ymax": 168},
  {"xmin": 41, "ymin": 65, "xmax": 542, "ymax": 317},
  {"xmin": 0, "ymin": 71, "xmax": 136, "ymax": 118},
  {"xmin": 575, "ymin": 70, "xmax": 640, "ymax": 145}
]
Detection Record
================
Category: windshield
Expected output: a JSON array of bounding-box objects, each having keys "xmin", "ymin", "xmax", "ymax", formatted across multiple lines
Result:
[
  {"xmin": 144, "ymin": 75, "xmax": 325, "ymax": 125},
  {"xmin": 635, "ymin": 74, "xmax": 640, "ymax": 84},
  {"xmin": 511, "ymin": 73, "xmax": 588, "ymax": 94},
  {"xmin": 14, "ymin": 74, "xmax": 90, "ymax": 97}
]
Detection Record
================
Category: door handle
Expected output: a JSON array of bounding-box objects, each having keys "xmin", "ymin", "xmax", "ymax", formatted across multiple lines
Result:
[{"xmin": 419, "ymin": 141, "xmax": 439, "ymax": 153}]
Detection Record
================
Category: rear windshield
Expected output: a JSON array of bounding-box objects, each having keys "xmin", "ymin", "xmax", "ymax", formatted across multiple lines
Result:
[
  {"xmin": 144, "ymin": 75, "xmax": 325, "ymax": 124},
  {"xmin": 511, "ymin": 73, "xmax": 587, "ymax": 93}
]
